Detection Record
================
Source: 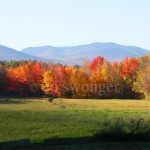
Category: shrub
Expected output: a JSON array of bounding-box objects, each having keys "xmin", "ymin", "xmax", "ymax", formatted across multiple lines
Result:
[{"xmin": 94, "ymin": 117, "xmax": 150, "ymax": 141}]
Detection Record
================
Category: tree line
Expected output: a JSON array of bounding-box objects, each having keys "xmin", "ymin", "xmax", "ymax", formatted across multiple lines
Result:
[{"xmin": 0, "ymin": 55, "xmax": 150, "ymax": 99}]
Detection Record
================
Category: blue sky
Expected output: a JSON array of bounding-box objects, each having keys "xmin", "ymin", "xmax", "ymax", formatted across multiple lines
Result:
[{"xmin": 0, "ymin": 0, "xmax": 150, "ymax": 50}]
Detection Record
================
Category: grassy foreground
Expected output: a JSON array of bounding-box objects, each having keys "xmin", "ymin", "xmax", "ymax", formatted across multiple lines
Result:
[{"xmin": 1, "ymin": 98, "xmax": 150, "ymax": 149}]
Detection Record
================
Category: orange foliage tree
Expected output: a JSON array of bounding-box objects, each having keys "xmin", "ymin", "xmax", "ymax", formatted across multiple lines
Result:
[{"xmin": 7, "ymin": 61, "xmax": 46, "ymax": 96}]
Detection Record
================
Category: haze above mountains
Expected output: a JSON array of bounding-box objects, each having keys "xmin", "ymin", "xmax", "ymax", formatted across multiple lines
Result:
[{"xmin": 0, "ymin": 43, "xmax": 149, "ymax": 65}]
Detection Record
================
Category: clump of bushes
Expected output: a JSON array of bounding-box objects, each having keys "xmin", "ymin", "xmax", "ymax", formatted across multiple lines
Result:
[{"xmin": 95, "ymin": 117, "xmax": 150, "ymax": 141}]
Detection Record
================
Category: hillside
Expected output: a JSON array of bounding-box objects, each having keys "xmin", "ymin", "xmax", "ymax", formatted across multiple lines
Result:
[{"xmin": 0, "ymin": 45, "xmax": 59, "ymax": 63}]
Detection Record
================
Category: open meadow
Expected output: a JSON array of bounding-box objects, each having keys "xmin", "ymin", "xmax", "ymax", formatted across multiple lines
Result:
[{"xmin": 1, "ymin": 98, "xmax": 150, "ymax": 149}]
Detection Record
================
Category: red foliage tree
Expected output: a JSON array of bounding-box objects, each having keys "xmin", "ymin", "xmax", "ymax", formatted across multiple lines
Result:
[
  {"xmin": 120, "ymin": 58, "xmax": 139, "ymax": 79},
  {"xmin": 90, "ymin": 56, "xmax": 104, "ymax": 71}
]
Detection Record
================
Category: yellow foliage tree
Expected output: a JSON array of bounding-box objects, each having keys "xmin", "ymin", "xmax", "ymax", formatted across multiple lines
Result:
[{"xmin": 41, "ymin": 71, "xmax": 54, "ymax": 95}]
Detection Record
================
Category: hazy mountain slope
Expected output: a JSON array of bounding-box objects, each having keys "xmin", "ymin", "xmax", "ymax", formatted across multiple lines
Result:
[
  {"xmin": 21, "ymin": 42, "xmax": 150, "ymax": 64},
  {"xmin": 0, "ymin": 45, "xmax": 61, "ymax": 63}
]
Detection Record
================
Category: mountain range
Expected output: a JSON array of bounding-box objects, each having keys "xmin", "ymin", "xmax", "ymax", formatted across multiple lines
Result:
[{"xmin": 0, "ymin": 43, "xmax": 150, "ymax": 65}]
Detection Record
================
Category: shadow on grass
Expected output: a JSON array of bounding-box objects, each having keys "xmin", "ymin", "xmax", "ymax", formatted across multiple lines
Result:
[
  {"xmin": 0, "ymin": 137, "xmax": 97, "ymax": 149},
  {"xmin": 0, "ymin": 99, "xmax": 27, "ymax": 104},
  {"xmin": 2, "ymin": 134, "xmax": 150, "ymax": 150}
]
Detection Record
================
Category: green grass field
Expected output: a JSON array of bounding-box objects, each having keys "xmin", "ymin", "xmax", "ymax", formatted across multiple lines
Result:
[{"xmin": 1, "ymin": 98, "xmax": 150, "ymax": 149}]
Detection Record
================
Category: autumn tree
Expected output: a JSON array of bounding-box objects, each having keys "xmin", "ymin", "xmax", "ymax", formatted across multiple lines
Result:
[
  {"xmin": 90, "ymin": 56, "xmax": 104, "ymax": 71},
  {"xmin": 120, "ymin": 57, "xmax": 139, "ymax": 98},
  {"xmin": 120, "ymin": 57, "xmax": 139, "ymax": 83},
  {"xmin": 133, "ymin": 55, "xmax": 150, "ymax": 94},
  {"xmin": 111, "ymin": 62, "xmax": 123, "ymax": 84},
  {"xmin": 89, "ymin": 56, "xmax": 105, "ymax": 84},
  {"xmin": 42, "ymin": 66, "xmax": 69, "ymax": 97},
  {"xmin": 41, "ymin": 71, "xmax": 55, "ymax": 96},
  {"xmin": 7, "ymin": 61, "xmax": 46, "ymax": 96},
  {"xmin": 70, "ymin": 68, "xmax": 89, "ymax": 98},
  {"xmin": 0, "ymin": 65, "xmax": 8, "ymax": 95}
]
